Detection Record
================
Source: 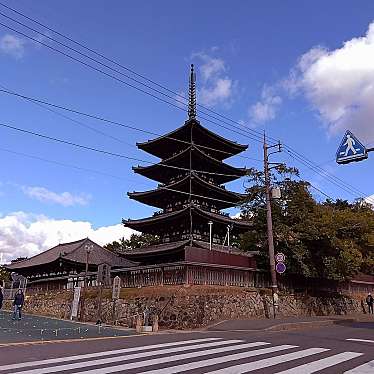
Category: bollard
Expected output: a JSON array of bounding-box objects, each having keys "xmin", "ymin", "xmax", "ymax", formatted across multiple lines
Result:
[
  {"xmin": 135, "ymin": 315, "xmax": 142, "ymax": 333},
  {"xmin": 152, "ymin": 315, "xmax": 159, "ymax": 333}
]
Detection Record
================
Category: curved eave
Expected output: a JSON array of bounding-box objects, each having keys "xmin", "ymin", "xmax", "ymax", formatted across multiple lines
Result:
[
  {"xmin": 137, "ymin": 119, "xmax": 247, "ymax": 159},
  {"xmin": 128, "ymin": 173, "xmax": 245, "ymax": 209},
  {"xmin": 124, "ymin": 205, "xmax": 252, "ymax": 232},
  {"xmin": 133, "ymin": 146, "xmax": 247, "ymax": 184},
  {"xmin": 193, "ymin": 206, "xmax": 252, "ymax": 230},
  {"xmin": 124, "ymin": 207, "xmax": 189, "ymax": 229}
]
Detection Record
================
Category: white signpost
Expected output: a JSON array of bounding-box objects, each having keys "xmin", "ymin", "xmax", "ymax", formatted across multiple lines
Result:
[
  {"xmin": 71, "ymin": 286, "xmax": 81, "ymax": 320},
  {"xmin": 112, "ymin": 276, "xmax": 121, "ymax": 300}
]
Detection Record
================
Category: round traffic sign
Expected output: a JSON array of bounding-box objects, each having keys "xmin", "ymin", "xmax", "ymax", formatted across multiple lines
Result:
[
  {"xmin": 275, "ymin": 252, "xmax": 285, "ymax": 263},
  {"xmin": 276, "ymin": 262, "xmax": 286, "ymax": 274}
]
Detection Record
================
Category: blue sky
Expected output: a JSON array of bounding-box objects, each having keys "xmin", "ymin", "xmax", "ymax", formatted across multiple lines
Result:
[{"xmin": 1, "ymin": 0, "xmax": 374, "ymax": 261}]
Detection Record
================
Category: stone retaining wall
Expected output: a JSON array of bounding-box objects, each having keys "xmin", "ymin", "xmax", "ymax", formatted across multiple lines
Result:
[{"xmin": 4, "ymin": 285, "xmax": 364, "ymax": 329}]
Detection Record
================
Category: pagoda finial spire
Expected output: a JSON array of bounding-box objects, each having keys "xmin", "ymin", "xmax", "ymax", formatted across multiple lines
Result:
[{"xmin": 188, "ymin": 64, "xmax": 197, "ymax": 120}]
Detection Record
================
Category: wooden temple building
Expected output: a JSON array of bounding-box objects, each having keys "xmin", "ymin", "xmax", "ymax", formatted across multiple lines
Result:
[
  {"xmin": 6, "ymin": 66, "xmax": 263, "ymax": 292},
  {"xmin": 5, "ymin": 238, "xmax": 136, "ymax": 291},
  {"xmin": 120, "ymin": 65, "xmax": 260, "ymax": 286}
]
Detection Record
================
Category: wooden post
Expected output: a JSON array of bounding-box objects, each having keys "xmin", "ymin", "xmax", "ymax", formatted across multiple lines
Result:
[
  {"xmin": 135, "ymin": 315, "xmax": 142, "ymax": 333},
  {"xmin": 152, "ymin": 315, "xmax": 159, "ymax": 332}
]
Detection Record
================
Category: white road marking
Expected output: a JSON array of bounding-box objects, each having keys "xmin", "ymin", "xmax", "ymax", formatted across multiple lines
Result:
[
  {"xmin": 140, "ymin": 345, "xmax": 299, "ymax": 374},
  {"xmin": 204, "ymin": 348, "xmax": 329, "ymax": 373},
  {"xmin": 344, "ymin": 360, "xmax": 374, "ymax": 373},
  {"xmin": 347, "ymin": 339, "xmax": 374, "ymax": 344},
  {"xmin": 0, "ymin": 337, "xmax": 222, "ymax": 371},
  {"xmin": 69, "ymin": 342, "xmax": 280, "ymax": 374},
  {"xmin": 12, "ymin": 340, "xmax": 267, "ymax": 374},
  {"xmin": 275, "ymin": 352, "xmax": 363, "ymax": 373}
]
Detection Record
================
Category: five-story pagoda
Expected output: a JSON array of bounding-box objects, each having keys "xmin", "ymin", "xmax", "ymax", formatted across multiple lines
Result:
[{"xmin": 124, "ymin": 65, "xmax": 255, "ymax": 267}]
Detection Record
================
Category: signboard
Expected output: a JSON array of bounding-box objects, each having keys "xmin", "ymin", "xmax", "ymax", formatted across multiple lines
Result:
[
  {"xmin": 276, "ymin": 262, "xmax": 286, "ymax": 274},
  {"xmin": 275, "ymin": 252, "xmax": 285, "ymax": 263},
  {"xmin": 112, "ymin": 276, "xmax": 121, "ymax": 300},
  {"xmin": 336, "ymin": 130, "xmax": 367, "ymax": 164},
  {"xmin": 97, "ymin": 263, "xmax": 111, "ymax": 286},
  {"xmin": 71, "ymin": 286, "xmax": 81, "ymax": 319}
]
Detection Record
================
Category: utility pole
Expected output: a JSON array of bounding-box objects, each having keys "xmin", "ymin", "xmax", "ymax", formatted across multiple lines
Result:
[{"xmin": 263, "ymin": 132, "xmax": 281, "ymax": 318}]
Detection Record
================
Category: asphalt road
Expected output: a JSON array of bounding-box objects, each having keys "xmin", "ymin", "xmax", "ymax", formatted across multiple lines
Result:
[
  {"xmin": 0, "ymin": 310, "xmax": 134, "ymax": 343},
  {"xmin": 0, "ymin": 319, "xmax": 374, "ymax": 373}
]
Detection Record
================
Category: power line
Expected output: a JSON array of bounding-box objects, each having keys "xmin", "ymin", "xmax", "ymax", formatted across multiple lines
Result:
[
  {"xmin": 0, "ymin": 2, "xmax": 270, "ymax": 143},
  {"xmin": 0, "ymin": 121, "xmax": 248, "ymax": 179},
  {"xmin": 286, "ymin": 149, "xmax": 374, "ymax": 204},
  {"xmin": 0, "ymin": 20, "xmax": 264, "ymax": 146},
  {"xmin": 286, "ymin": 146, "xmax": 373, "ymax": 200},
  {"xmin": 1, "ymin": 87, "xmax": 366, "ymax": 203},
  {"xmin": 0, "ymin": 84, "xmax": 134, "ymax": 148},
  {"xmin": 0, "ymin": 146, "xmax": 244, "ymax": 208},
  {"xmin": 0, "ymin": 88, "xmax": 263, "ymax": 163},
  {"xmin": 307, "ymin": 183, "xmax": 335, "ymax": 201},
  {"xmin": 0, "ymin": 145, "xmax": 337, "ymax": 209},
  {"xmin": 0, "ymin": 4, "xmax": 366, "ymax": 200},
  {"xmin": 0, "ymin": 146, "xmax": 140, "ymax": 184}
]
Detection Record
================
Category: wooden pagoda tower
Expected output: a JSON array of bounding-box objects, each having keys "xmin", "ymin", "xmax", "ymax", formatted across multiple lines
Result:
[{"xmin": 123, "ymin": 65, "xmax": 255, "ymax": 268}]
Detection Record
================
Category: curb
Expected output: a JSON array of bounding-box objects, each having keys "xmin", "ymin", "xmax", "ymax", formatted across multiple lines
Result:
[
  {"xmin": 265, "ymin": 318, "xmax": 356, "ymax": 332},
  {"xmin": 205, "ymin": 317, "xmax": 358, "ymax": 333}
]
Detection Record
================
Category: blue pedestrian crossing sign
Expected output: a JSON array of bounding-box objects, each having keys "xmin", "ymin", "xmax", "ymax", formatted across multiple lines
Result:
[{"xmin": 336, "ymin": 130, "xmax": 368, "ymax": 164}]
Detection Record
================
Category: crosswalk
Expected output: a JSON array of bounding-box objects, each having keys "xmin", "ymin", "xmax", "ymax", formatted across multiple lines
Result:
[{"xmin": 0, "ymin": 337, "xmax": 373, "ymax": 373}]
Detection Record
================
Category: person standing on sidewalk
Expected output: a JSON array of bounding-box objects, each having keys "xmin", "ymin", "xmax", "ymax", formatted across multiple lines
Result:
[
  {"xmin": 366, "ymin": 293, "xmax": 374, "ymax": 314},
  {"xmin": 12, "ymin": 289, "xmax": 24, "ymax": 320}
]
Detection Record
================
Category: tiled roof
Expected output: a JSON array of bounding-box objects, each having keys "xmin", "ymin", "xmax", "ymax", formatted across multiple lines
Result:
[
  {"xmin": 6, "ymin": 238, "xmax": 136, "ymax": 270},
  {"xmin": 122, "ymin": 240, "xmax": 190, "ymax": 255},
  {"xmin": 122, "ymin": 239, "xmax": 255, "ymax": 258},
  {"xmin": 193, "ymin": 240, "xmax": 255, "ymax": 257},
  {"xmin": 125, "ymin": 204, "xmax": 252, "ymax": 229}
]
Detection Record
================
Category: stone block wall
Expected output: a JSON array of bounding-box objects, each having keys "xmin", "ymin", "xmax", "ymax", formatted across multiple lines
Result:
[{"xmin": 4, "ymin": 285, "xmax": 363, "ymax": 329}]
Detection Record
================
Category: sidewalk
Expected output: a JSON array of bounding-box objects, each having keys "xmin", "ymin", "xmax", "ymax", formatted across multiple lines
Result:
[{"xmin": 207, "ymin": 314, "xmax": 374, "ymax": 332}]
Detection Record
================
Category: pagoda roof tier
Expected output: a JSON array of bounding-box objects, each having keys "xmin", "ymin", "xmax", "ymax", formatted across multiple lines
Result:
[
  {"xmin": 122, "ymin": 239, "xmax": 255, "ymax": 257},
  {"xmin": 128, "ymin": 173, "xmax": 245, "ymax": 210},
  {"xmin": 133, "ymin": 145, "xmax": 247, "ymax": 184},
  {"xmin": 123, "ymin": 204, "xmax": 251, "ymax": 234},
  {"xmin": 137, "ymin": 119, "xmax": 247, "ymax": 161}
]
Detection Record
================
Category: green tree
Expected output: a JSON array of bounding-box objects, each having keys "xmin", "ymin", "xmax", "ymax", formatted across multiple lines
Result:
[
  {"xmin": 239, "ymin": 166, "xmax": 374, "ymax": 281},
  {"xmin": 104, "ymin": 233, "xmax": 159, "ymax": 253}
]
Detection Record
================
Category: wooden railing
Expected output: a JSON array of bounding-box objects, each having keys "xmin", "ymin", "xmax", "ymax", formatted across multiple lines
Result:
[{"xmin": 115, "ymin": 262, "xmax": 269, "ymax": 288}]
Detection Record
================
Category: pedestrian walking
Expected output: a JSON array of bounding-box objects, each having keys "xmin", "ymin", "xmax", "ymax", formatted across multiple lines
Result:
[
  {"xmin": 366, "ymin": 293, "xmax": 374, "ymax": 314},
  {"xmin": 12, "ymin": 289, "xmax": 24, "ymax": 320}
]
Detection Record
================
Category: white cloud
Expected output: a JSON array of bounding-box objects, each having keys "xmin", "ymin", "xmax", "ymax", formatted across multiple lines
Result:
[
  {"xmin": 192, "ymin": 51, "xmax": 235, "ymax": 107},
  {"xmin": 249, "ymin": 85, "xmax": 282, "ymax": 124},
  {"xmin": 365, "ymin": 194, "xmax": 374, "ymax": 207},
  {"xmin": 200, "ymin": 77, "xmax": 233, "ymax": 107},
  {"xmin": 0, "ymin": 34, "xmax": 25, "ymax": 59},
  {"xmin": 22, "ymin": 186, "xmax": 91, "ymax": 207},
  {"xmin": 0, "ymin": 212, "xmax": 136, "ymax": 264},
  {"xmin": 285, "ymin": 22, "xmax": 374, "ymax": 139}
]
